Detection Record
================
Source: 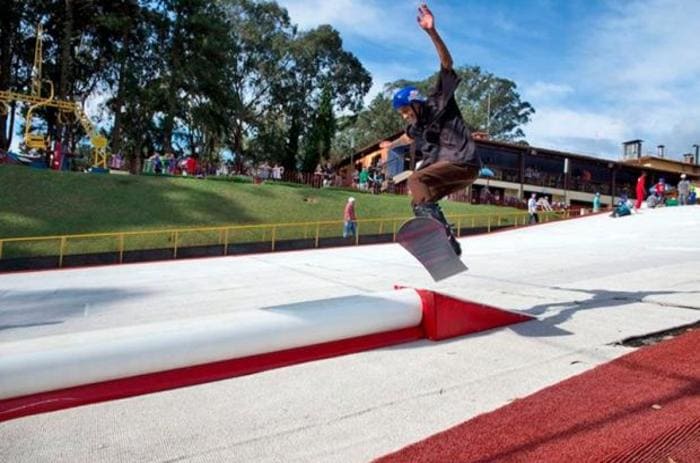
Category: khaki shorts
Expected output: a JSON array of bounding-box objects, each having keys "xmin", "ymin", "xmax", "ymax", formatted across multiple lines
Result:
[{"xmin": 407, "ymin": 161, "xmax": 479, "ymax": 205}]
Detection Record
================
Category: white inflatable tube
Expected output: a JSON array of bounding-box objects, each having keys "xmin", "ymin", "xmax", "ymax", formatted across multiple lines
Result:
[{"xmin": 0, "ymin": 289, "xmax": 422, "ymax": 400}]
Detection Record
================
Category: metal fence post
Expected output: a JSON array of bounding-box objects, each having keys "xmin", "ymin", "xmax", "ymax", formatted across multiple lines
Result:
[
  {"xmin": 457, "ymin": 218, "xmax": 462, "ymax": 237},
  {"xmin": 59, "ymin": 236, "xmax": 67, "ymax": 268},
  {"xmin": 392, "ymin": 220, "xmax": 397, "ymax": 242},
  {"xmin": 173, "ymin": 231, "xmax": 179, "ymax": 259},
  {"xmin": 0, "ymin": 240, "xmax": 3, "ymax": 260},
  {"xmin": 118, "ymin": 234, "xmax": 125, "ymax": 264},
  {"xmin": 223, "ymin": 228, "xmax": 229, "ymax": 256},
  {"xmin": 315, "ymin": 223, "xmax": 320, "ymax": 248},
  {"xmin": 487, "ymin": 216, "xmax": 492, "ymax": 233},
  {"xmin": 271, "ymin": 226, "xmax": 277, "ymax": 251},
  {"xmin": 355, "ymin": 223, "xmax": 360, "ymax": 246}
]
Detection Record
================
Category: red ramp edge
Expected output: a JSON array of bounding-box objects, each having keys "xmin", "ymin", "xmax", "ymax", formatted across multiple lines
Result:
[
  {"xmin": 0, "ymin": 326, "xmax": 424, "ymax": 422},
  {"xmin": 407, "ymin": 287, "xmax": 535, "ymax": 341},
  {"xmin": 0, "ymin": 289, "xmax": 533, "ymax": 422}
]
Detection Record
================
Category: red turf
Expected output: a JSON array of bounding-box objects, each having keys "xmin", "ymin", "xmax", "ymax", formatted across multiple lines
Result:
[{"xmin": 377, "ymin": 328, "xmax": 700, "ymax": 463}]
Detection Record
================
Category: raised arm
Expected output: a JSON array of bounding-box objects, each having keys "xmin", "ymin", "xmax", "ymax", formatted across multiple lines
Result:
[{"xmin": 418, "ymin": 3, "xmax": 453, "ymax": 70}]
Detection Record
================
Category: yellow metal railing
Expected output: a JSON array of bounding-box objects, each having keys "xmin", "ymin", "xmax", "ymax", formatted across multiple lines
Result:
[{"xmin": 0, "ymin": 210, "xmax": 570, "ymax": 267}]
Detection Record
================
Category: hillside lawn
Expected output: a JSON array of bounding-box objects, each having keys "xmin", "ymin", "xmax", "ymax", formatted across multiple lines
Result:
[
  {"xmin": 0, "ymin": 165, "xmax": 534, "ymax": 259},
  {"xmin": 0, "ymin": 165, "xmax": 527, "ymax": 237}
]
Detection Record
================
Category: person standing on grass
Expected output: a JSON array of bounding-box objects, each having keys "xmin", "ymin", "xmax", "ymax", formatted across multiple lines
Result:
[
  {"xmin": 528, "ymin": 193, "xmax": 539, "ymax": 224},
  {"xmin": 343, "ymin": 197, "xmax": 357, "ymax": 239},
  {"xmin": 380, "ymin": 3, "xmax": 481, "ymax": 256}
]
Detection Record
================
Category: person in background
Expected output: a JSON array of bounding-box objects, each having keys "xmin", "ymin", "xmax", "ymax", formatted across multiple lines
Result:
[
  {"xmin": 185, "ymin": 154, "xmax": 197, "ymax": 176},
  {"xmin": 593, "ymin": 192, "xmax": 601, "ymax": 213},
  {"xmin": 634, "ymin": 171, "xmax": 647, "ymax": 210},
  {"xmin": 153, "ymin": 152, "xmax": 163, "ymax": 174},
  {"xmin": 537, "ymin": 195, "xmax": 553, "ymax": 212},
  {"xmin": 611, "ymin": 193, "xmax": 632, "ymax": 218},
  {"xmin": 677, "ymin": 174, "xmax": 690, "ymax": 206},
  {"xmin": 654, "ymin": 178, "xmax": 666, "ymax": 206},
  {"xmin": 343, "ymin": 197, "xmax": 357, "ymax": 239},
  {"xmin": 358, "ymin": 167, "xmax": 370, "ymax": 191},
  {"xmin": 688, "ymin": 181, "xmax": 697, "ymax": 205},
  {"xmin": 528, "ymin": 193, "xmax": 539, "ymax": 224}
]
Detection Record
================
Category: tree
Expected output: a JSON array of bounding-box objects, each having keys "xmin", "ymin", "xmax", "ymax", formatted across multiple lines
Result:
[
  {"xmin": 0, "ymin": 0, "xmax": 30, "ymax": 149},
  {"xmin": 150, "ymin": 0, "xmax": 233, "ymax": 156},
  {"xmin": 0, "ymin": 0, "xmax": 372, "ymax": 173},
  {"xmin": 300, "ymin": 85, "xmax": 335, "ymax": 172},
  {"xmin": 276, "ymin": 25, "xmax": 371, "ymax": 172},
  {"xmin": 331, "ymin": 93, "xmax": 404, "ymax": 160},
  {"xmin": 218, "ymin": 0, "xmax": 295, "ymax": 170},
  {"xmin": 388, "ymin": 66, "xmax": 535, "ymax": 141}
]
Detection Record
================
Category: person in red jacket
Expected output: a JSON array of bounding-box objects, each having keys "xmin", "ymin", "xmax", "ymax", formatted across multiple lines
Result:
[
  {"xmin": 185, "ymin": 155, "xmax": 197, "ymax": 176},
  {"xmin": 634, "ymin": 171, "xmax": 647, "ymax": 210},
  {"xmin": 654, "ymin": 178, "xmax": 666, "ymax": 205}
]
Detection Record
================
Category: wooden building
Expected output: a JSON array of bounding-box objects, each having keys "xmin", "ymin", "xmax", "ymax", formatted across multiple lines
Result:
[{"xmin": 338, "ymin": 134, "xmax": 699, "ymax": 207}]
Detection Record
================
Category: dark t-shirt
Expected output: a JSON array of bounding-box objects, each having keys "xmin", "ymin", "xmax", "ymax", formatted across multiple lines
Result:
[{"xmin": 406, "ymin": 67, "xmax": 478, "ymax": 169}]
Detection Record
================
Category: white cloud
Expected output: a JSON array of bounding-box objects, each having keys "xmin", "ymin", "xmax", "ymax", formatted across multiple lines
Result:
[
  {"xmin": 361, "ymin": 59, "xmax": 430, "ymax": 104},
  {"xmin": 572, "ymin": 0, "xmax": 700, "ymax": 156},
  {"xmin": 583, "ymin": 0, "xmax": 700, "ymax": 93},
  {"xmin": 278, "ymin": 0, "xmax": 447, "ymax": 109},
  {"xmin": 282, "ymin": 0, "xmax": 380, "ymax": 31},
  {"xmin": 523, "ymin": 82, "xmax": 574, "ymax": 104},
  {"xmin": 526, "ymin": 106, "xmax": 628, "ymax": 156},
  {"xmin": 279, "ymin": 0, "xmax": 419, "ymax": 47}
]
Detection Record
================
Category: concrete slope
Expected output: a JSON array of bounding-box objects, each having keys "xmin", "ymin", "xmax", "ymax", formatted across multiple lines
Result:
[{"xmin": 0, "ymin": 207, "xmax": 698, "ymax": 462}]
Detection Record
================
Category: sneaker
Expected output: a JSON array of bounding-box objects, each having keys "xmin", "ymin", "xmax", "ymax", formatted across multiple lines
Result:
[{"xmin": 448, "ymin": 234, "xmax": 462, "ymax": 256}]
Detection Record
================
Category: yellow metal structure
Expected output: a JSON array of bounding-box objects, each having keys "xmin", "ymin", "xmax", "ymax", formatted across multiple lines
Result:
[
  {"xmin": 31, "ymin": 24, "xmax": 44, "ymax": 98},
  {"xmin": 23, "ymin": 24, "xmax": 51, "ymax": 150},
  {"xmin": 0, "ymin": 24, "xmax": 109, "ymax": 168}
]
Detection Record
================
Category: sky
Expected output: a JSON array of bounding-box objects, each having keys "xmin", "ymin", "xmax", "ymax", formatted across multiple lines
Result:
[{"xmin": 277, "ymin": 0, "xmax": 700, "ymax": 161}]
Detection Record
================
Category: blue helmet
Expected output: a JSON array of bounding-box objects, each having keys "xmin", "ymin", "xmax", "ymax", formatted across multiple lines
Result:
[{"xmin": 392, "ymin": 86, "xmax": 425, "ymax": 110}]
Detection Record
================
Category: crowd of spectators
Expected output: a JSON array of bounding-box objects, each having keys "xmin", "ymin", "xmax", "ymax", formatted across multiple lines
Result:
[{"xmin": 141, "ymin": 152, "xmax": 215, "ymax": 177}]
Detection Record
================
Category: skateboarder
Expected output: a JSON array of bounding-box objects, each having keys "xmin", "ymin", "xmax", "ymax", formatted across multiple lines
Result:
[{"xmin": 381, "ymin": 3, "xmax": 481, "ymax": 256}]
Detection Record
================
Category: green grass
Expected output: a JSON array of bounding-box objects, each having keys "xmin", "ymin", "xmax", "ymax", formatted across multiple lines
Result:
[{"xmin": 0, "ymin": 165, "xmax": 540, "ymax": 259}]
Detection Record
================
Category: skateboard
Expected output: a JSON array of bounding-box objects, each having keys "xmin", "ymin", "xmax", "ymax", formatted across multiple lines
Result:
[{"xmin": 396, "ymin": 217, "xmax": 467, "ymax": 281}]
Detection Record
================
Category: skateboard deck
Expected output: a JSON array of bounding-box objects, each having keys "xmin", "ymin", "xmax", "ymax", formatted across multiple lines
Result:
[{"xmin": 396, "ymin": 217, "xmax": 467, "ymax": 281}]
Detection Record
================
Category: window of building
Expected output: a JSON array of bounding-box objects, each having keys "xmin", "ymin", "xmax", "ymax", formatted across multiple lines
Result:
[
  {"xmin": 570, "ymin": 160, "xmax": 613, "ymax": 194},
  {"xmin": 476, "ymin": 146, "xmax": 521, "ymax": 182},
  {"xmin": 524, "ymin": 152, "xmax": 565, "ymax": 188}
]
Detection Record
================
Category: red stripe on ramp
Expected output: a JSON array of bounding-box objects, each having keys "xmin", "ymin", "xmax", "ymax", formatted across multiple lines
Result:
[
  {"xmin": 417, "ymin": 289, "xmax": 534, "ymax": 340},
  {"xmin": 0, "ymin": 326, "xmax": 423, "ymax": 422},
  {"xmin": 376, "ymin": 329, "xmax": 700, "ymax": 463}
]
